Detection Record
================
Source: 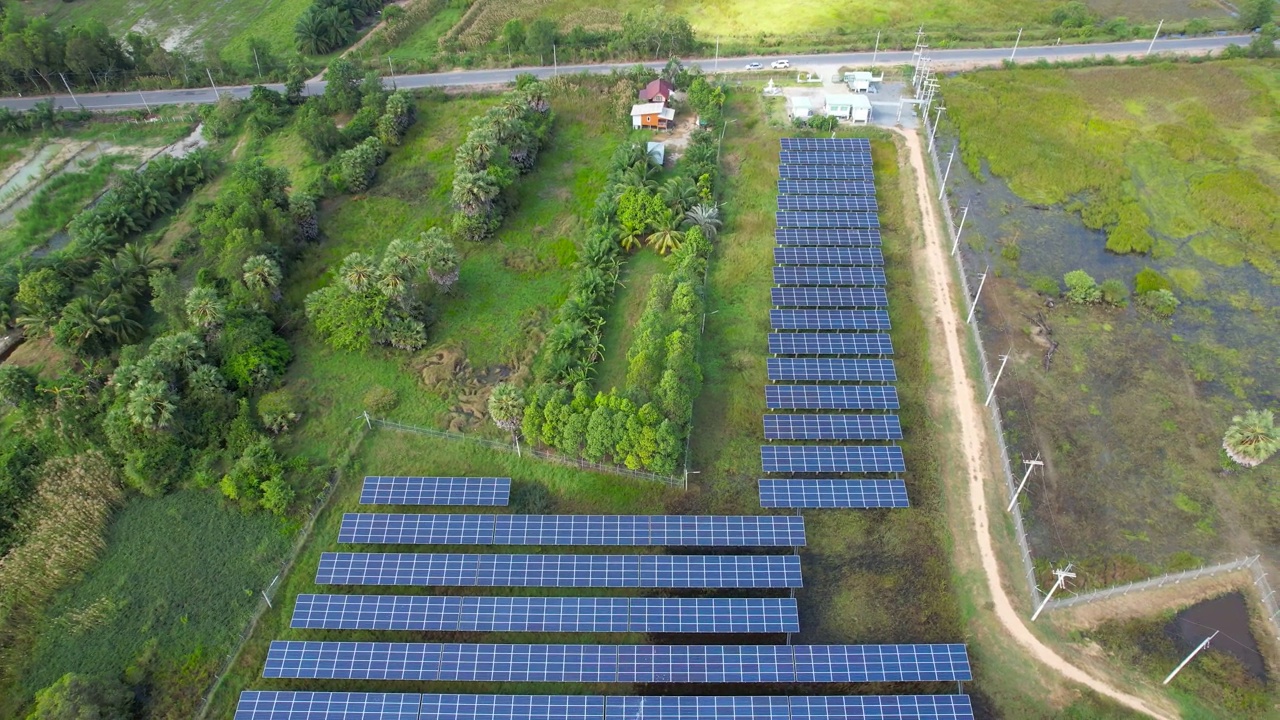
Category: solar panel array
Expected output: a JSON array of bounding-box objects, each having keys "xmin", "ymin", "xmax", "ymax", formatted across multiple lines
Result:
[
  {"xmin": 768, "ymin": 333, "xmax": 893, "ymax": 357},
  {"xmin": 764, "ymin": 414, "xmax": 903, "ymax": 441},
  {"xmin": 779, "ymin": 165, "xmax": 874, "ymax": 180},
  {"xmin": 782, "ymin": 138, "xmax": 872, "ymax": 151},
  {"xmin": 778, "ymin": 195, "xmax": 878, "ymax": 212},
  {"xmin": 762, "ymin": 446, "xmax": 906, "ymax": 474},
  {"xmin": 775, "ymin": 228, "xmax": 881, "ymax": 246},
  {"xmin": 263, "ymin": 642, "xmax": 971, "ymax": 683},
  {"xmin": 765, "ymin": 384, "xmax": 899, "ymax": 410},
  {"xmin": 772, "ymin": 287, "xmax": 888, "ymax": 307},
  {"xmin": 338, "ymin": 514, "xmax": 806, "ymax": 546},
  {"xmin": 776, "ymin": 211, "xmax": 880, "ymax": 229},
  {"xmin": 360, "ymin": 476, "xmax": 510, "ymax": 506},
  {"xmin": 767, "ymin": 358, "xmax": 897, "ymax": 382},
  {"xmin": 774, "ymin": 266, "xmax": 886, "ymax": 286},
  {"xmin": 770, "ymin": 310, "xmax": 890, "ymax": 331},
  {"xmin": 292, "ymin": 595, "xmax": 800, "ymax": 633},
  {"xmin": 780, "ymin": 151, "xmax": 873, "ymax": 166},
  {"xmin": 759, "ymin": 479, "xmax": 911, "ymax": 509},
  {"xmin": 236, "ymin": 693, "xmax": 975, "ymax": 720},
  {"xmin": 316, "ymin": 553, "xmax": 804, "ymax": 588},
  {"xmin": 774, "ymin": 247, "xmax": 884, "ymax": 266},
  {"xmin": 778, "ymin": 179, "xmax": 876, "ymax": 197}
]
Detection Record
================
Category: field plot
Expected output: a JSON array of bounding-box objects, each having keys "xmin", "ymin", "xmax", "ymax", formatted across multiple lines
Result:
[{"xmin": 942, "ymin": 61, "xmax": 1280, "ymax": 585}]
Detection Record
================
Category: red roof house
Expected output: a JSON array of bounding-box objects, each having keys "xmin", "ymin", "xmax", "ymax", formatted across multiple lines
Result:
[{"xmin": 637, "ymin": 79, "xmax": 675, "ymax": 103}]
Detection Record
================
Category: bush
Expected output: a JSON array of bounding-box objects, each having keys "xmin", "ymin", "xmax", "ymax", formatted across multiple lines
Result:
[
  {"xmin": 363, "ymin": 386, "xmax": 398, "ymax": 413},
  {"xmin": 336, "ymin": 137, "xmax": 385, "ymax": 193},
  {"xmin": 1100, "ymin": 278, "xmax": 1129, "ymax": 307},
  {"xmin": 1029, "ymin": 274, "xmax": 1060, "ymax": 296},
  {"xmin": 1137, "ymin": 288, "xmax": 1179, "ymax": 317},
  {"xmin": 1134, "ymin": 267, "xmax": 1171, "ymax": 295},
  {"xmin": 1064, "ymin": 269, "xmax": 1102, "ymax": 304},
  {"xmin": 258, "ymin": 387, "xmax": 302, "ymax": 434}
]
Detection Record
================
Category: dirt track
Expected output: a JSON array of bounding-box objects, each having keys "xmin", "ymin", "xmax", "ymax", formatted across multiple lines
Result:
[{"xmin": 895, "ymin": 126, "xmax": 1174, "ymax": 720}]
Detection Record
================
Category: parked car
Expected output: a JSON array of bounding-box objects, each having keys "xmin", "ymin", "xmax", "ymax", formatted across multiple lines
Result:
[
  {"xmin": 771, "ymin": 60, "xmax": 791, "ymax": 69},
  {"xmin": 745, "ymin": 62, "xmax": 762, "ymax": 70}
]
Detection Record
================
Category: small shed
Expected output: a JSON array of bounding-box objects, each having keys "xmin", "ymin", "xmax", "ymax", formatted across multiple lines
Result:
[
  {"xmin": 843, "ymin": 71, "xmax": 882, "ymax": 93},
  {"xmin": 788, "ymin": 96, "xmax": 814, "ymax": 119},
  {"xmin": 638, "ymin": 79, "xmax": 675, "ymax": 103},
  {"xmin": 631, "ymin": 102, "xmax": 676, "ymax": 130},
  {"xmin": 646, "ymin": 141, "xmax": 665, "ymax": 166},
  {"xmin": 825, "ymin": 93, "xmax": 871, "ymax": 124}
]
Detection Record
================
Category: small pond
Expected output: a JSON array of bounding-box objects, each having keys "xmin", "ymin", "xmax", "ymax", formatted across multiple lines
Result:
[{"xmin": 1168, "ymin": 591, "xmax": 1267, "ymax": 681}]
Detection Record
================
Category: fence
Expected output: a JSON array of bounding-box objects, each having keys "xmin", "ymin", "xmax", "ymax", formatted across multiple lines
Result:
[
  {"xmin": 1043, "ymin": 556, "xmax": 1258, "ymax": 611},
  {"xmin": 922, "ymin": 117, "xmax": 1043, "ymax": 609},
  {"xmin": 370, "ymin": 416, "xmax": 686, "ymax": 488}
]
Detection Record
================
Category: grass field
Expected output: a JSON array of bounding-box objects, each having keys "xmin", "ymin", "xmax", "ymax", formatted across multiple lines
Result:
[{"xmin": 592, "ymin": 237, "xmax": 668, "ymax": 394}]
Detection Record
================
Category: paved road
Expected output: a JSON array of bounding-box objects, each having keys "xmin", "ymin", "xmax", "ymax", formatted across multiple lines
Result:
[{"xmin": 0, "ymin": 34, "xmax": 1260, "ymax": 112}]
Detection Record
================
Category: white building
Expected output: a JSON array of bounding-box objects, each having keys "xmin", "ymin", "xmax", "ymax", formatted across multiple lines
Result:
[
  {"xmin": 843, "ymin": 71, "xmax": 883, "ymax": 93},
  {"xmin": 825, "ymin": 93, "xmax": 872, "ymax": 124},
  {"xmin": 788, "ymin": 96, "xmax": 814, "ymax": 119}
]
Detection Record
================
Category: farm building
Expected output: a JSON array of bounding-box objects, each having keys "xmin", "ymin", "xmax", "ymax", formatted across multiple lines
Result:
[
  {"xmin": 638, "ymin": 78, "xmax": 675, "ymax": 103},
  {"xmin": 825, "ymin": 93, "xmax": 871, "ymax": 124},
  {"xmin": 788, "ymin": 96, "xmax": 814, "ymax": 119},
  {"xmin": 631, "ymin": 102, "xmax": 676, "ymax": 130}
]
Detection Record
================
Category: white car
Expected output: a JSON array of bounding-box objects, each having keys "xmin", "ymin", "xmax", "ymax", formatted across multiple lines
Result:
[
  {"xmin": 771, "ymin": 60, "xmax": 791, "ymax": 69},
  {"xmin": 745, "ymin": 62, "xmax": 762, "ymax": 70}
]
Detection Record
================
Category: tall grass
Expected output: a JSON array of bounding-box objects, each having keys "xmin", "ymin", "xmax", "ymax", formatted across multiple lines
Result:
[{"xmin": 0, "ymin": 155, "xmax": 121, "ymax": 265}]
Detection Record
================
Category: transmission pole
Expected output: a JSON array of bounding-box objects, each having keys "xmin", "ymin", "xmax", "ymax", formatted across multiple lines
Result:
[
  {"xmin": 966, "ymin": 266, "xmax": 988, "ymax": 324},
  {"xmin": 1007, "ymin": 454, "xmax": 1044, "ymax": 512},
  {"xmin": 951, "ymin": 206, "xmax": 969, "ymax": 255},
  {"xmin": 1146, "ymin": 19, "xmax": 1164, "ymax": 57},
  {"xmin": 1031, "ymin": 564, "xmax": 1076, "ymax": 621},
  {"xmin": 253, "ymin": 47, "xmax": 263, "ymax": 80},
  {"xmin": 928, "ymin": 104, "xmax": 945, "ymax": 153},
  {"xmin": 872, "ymin": 30, "xmax": 881, "ymax": 65},
  {"xmin": 59, "ymin": 73, "xmax": 80, "ymax": 109},
  {"xmin": 939, "ymin": 145, "xmax": 956, "ymax": 200},
  {"xmin": 206, "ymin": 68, "xmax": 220, "ymax": 100},
  {"xmin": 387, "ymin": 56, "xmax": 398, "ymax": 90},
  {"xmin": 137, "ymin": 90, "xmax": 151, "ymax": 115},
  {"xmin": 985, "ymin": 351, "xmax": 1009, "ymax": 407},
  {"xmin": 1010, "ymin": 28, "xmax": 1023, "ymax": 61},
  {"xmin": 1163, "ymin": 631, "xmax": 1217, "ymax": 684}
]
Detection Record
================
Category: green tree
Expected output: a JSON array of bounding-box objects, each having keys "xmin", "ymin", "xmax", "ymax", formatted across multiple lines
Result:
[
  {"xmin": 501, "ymin": 19, "xmax": 527, "ymax": 52},
  {"xmin": 683, "ymin": 203, "xmax": 721, "ymax": 240},
  {"xmin": 1222, "ymin": 409, "xmax": 1280, "ymax": 467},
  {"xmin": 526, "ymin": 19, "xmax": 557, "ymax": 58},
  {"xmin": 488, "ymin": 382, "xmax": 525, "ymax": 435},
  {"xmin": 1050, "ymin": 1, "xmax": 1097, "ymax": 28},
  {"xmin": 336, "ymin": 136, "xmax": 384, "ymax": 192},
  {"xmin": 242, "ymin": 255, "xmax": 283, "ymax": 300},
  {"xmin": 1238, "ymin": 0, "xmax": 1274, "ymax": 29},
  {"xmin": 0, "ymin": 365, "xmax": 38, "ymax": 408},
  {"xmin": 659, "ymin": 176, "xmax": 698, "ymax": 214},
  {"xmin": 322, "ymin": 57, "xmax": 362, "ymax": 113},
  {"xmin": 421, "ymin": 229, "xmax": 460, "ymax": 291},
  {"xmin": 1063, "ymin": 269, "xmax": 1101, "ymax": 304},
  {"xmin": 647, "ymin": 210, "xmax": 685, "ymax": 255},
  {"xmin": 185, "ymin": 286, "xmax": 226, "ymax": 330},
  {"xmin": 127, "ymin": 378, "xmax": 177, "ymax": 431},
  {"xmin": 27, "ymin": 673, "xmax": 132, "ymax": 720},
  {"xmin": 338, "ymin": 252, "xmax": 378, "ymax": 293},
  {"xmin": 304, "ymin": 284, "xmax": 390, "ymax": 351},
  {"xmin": 54, "ymin": 294, "xmax": 143, "ymax": 358},
  {"xmin": 296, "ymin": 100, "xmax": 342, "ymax": 159},
  {"xmin": 14, "ymin": 268, "xmax": 70, "ymax": 337}
]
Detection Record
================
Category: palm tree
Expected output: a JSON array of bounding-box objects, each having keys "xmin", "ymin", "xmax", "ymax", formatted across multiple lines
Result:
[
  {"xmin": 488, "ymin": 383, "xmax": 525, "ymax": 435},
  {"xmin": 684, "ymin": 203, "xmax": 722, "ymax": 240},
  {"xmin": 243, "ymin": 255, "xmax": 283, "ymax": 299},
  {"xmin": 422, "ymin": 231, "xmax": 460, "ymax": 291},
  {"xmin": 294, "ymin": 7, "xmax": 329, "ymax": 54},
  {"xmin": 16, "ymin": 308, "xmax": 61, "ymax": 338},
  {"xmin": 127, "ymin": 379, "xmax": 177, "ymax": 431},
  {"xmin": 338, "ymin": 253, "xmax": 378, "ymax": 293},
  {"xmin": 621, "ymin": 162, "xmax": 660, "ymax": 191},
  {"xmin": 648, "ymin": 210, "xmax": 686, "ymax": 256},
  {"xmin": 659, "ymin": 176, "xmax": 698, "ymax": 214},
  {"xmin": 383, "ymin": 238, "xmax": 426, "ymax": 277},
  {"xmin": 619, "ymin": 230, "xmax": 645, "ymax": 253},
  {"xmin": 1223, "ymin": 409, "xmax": 1280, "ymax": 467},
  {"xmin": 451, "ymin": 170, "xmax": 501, "ymax": 216},
  {"xmin": 185, "ymin": 287, "xmax": 225, "ymax": 330},
  {"xmin": 57, "ymin": 294, "xmax": 143, "ymax": 357}
]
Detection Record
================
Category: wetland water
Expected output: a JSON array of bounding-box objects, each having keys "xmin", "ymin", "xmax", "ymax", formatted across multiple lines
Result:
[{"xmin": 1169, "ymin": 592, "xmax": 1266, "ymax": 681}]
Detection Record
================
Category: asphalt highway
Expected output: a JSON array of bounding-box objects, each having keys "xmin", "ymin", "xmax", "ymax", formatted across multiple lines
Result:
[{"xmin": 0, "ymin": 34, "xmax": 1261, "ymax": 112}]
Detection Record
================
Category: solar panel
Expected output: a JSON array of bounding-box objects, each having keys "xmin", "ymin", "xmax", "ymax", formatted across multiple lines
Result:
[
  {"xmin": 770, "ymin": 310, "xmax": 891, "ymax": 331},
  {"xmin": 759, "ymin": 479, "xmax": 911, "ymax": 509},
  {"xmin": 761, "ymin": 445, "xmax": 906, "ymax": 474},
  {"xmin": 763, "ymin": 414, "xmax": 903, "ymax": 440},
  {"xmin": 775, "ymin": 228, "xmax": 881, "ymax": 246},
  {"xmin": 792, "ymin": 644, "xmax": 972, "ymax": 682},
  {"xmin": 338, "ymin": 515, "xmax": 805, "ymax": 546},
  {"xmin": 316, "ymin": 553, "xmax": 803, "ymax": 588},
  {"xmin": 628, "ymin": 597, "xmax": 800, "ymax": 633},
  {"xmin": 773, "ymin": 267, "xmax": 886, "ymax": 286},
  {"xmin": 422, "ymin": 695, "xmax": 603, "ymax": 720},
  {"xmin": 777, "ymin": 195, "xmax": 878, "ymax": 212},
  {"xmin": 360, "ymin": 476, "xmax": 510, "ymax": 506},
  {"xmin": 774, "ymin": 247, "xmax": 884, "ymax": 266},
  {"xmin": 262, "ymin": 643, "xmax": 970, "ymax": 683},
  {"xmin": 769, "ymin": 333, "xmax": 892, "ymax": 356},
  {"xmin": 789, "ymin": 696, "xmax": 975, "ymax": 719},
  {"xmin": 781, "ymin": 137, "xmax": 872, "ymax": 151},
  {"xmin": 605, "ymin": 696, "xmax": 788, "ymax": 719},
  {"xmin": 765, "ymin": 385, "xmax": 900, "ymax": 410},
  {"xmin": 778, "ymin": 180, "xmax": 876, "ymax": 197},
  {"xmin": 776, "ymin": 212, "xmax": 879, "ymax": 229},
  {"xmin": 779, "ymin": 165, "xmax": 874, "ymax": 180},
  {"xmin": 233, "ymin": 692, "xmax": 421, "ymax": 720},
  {"xmin": 767, "ymin": 358, "xmax": 897, "ymax": 382},
  {"xmin": 772, "ymin": 287, "xmax": 887, "ymax": 308},
  {"xmin": 780, "ymin": 151, "xmax": 872, "ymax": 166}
]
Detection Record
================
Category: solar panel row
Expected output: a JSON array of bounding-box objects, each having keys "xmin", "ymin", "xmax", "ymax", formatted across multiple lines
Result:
[
  {"xmin": 780, "ymin": 152, "xmax": 873, "ymax": 168},
  {"xmin": 772, "ymin": 287, "xmax": 888, "ymax": 308},
  {"xmin": 316, "ymin": 553, "xmax": 804, "ymax": 588},
  {"xmin": 777, "ymin": 179, "xmax": 877, "ymax": 197},
  {"xmin": 262, "ymin": 642, "xmax": 973, "ymax": 683},
  {"xmin": 776, "ymin": 211, "xmax": 880, "ymax": 229},
  {"xmin": 338, "ymin": 514, "xmax": 806, "ymax": 546},
  {"xmin": 774, "ymin": 247, "xmax": 884, "ymax": 266},
  {"xmin": 774, "ymin": 266, "xmax": 887, "ymax": 286},
  {"xmin": 761, "ymin": 445, "xmax": 906, "ymax": 474},
  {"xmin": 764, "ymin": 384, "xmax": 900, "ymax": 410},
  {"xmin": 779, "ymin": 165, "xmax": 874, "ymax": 181},
  {"xmin": 763, "ymin": 414, "xmax": 903, "ymax": 441},
  {"xmin": 292, "ymin": 595, "xmax": 800, "ymax": 633},
  {"xmin": 759, "ymin": 479, "xmax": 910, "ymax": 509},
  {"xmin": 777, "ymin": 195, "xmax": 878, "ymax": 212},
  {"xmin": 360, "ymin": 477, "xmax": 511, "ymax": 506},
  {"xmin": 770, "ymin": 310, "xmax": 891, "ymax": 331},
  {"xmin": 235, "ymin": 692, "xmax": 976, "ymax": 720},
  {"xmin": 768, "ymin": 333, "xmax": 893, "ymax": 356},
  {"xmin": 775, "ymin": 228, "xmax": 881, "ymax": 246},
  {"xmin": 767, "ymin": 358, "xmax": 897, "ymax": 382},
  {"xmin": 781, "ymin": 138, "xmax": 872, "ymax": 151}
]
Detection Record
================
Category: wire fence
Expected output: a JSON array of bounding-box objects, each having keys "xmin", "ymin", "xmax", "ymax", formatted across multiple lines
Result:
[
  {"xmin": 370, "ymin": 416, "xmax": 686, "ymax": 488},
  {"xmin": 921, "ymin": 103, "xmax": 1043, "ymax": 609},
  {"xmin": 1042, "ymin": 556, "xmax": 1258, "ymax": 611},
  {"xmin": 1246, "ymin": 556, "xmax": 1280, "ymax": 641}
]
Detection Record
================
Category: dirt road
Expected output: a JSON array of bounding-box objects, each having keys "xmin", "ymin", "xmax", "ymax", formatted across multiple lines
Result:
[{"xmin": 895, "ymin": 127, "xmax": 1173, "ymax": 720}]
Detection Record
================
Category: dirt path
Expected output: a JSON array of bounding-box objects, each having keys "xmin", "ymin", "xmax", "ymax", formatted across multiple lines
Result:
[
  {"xmin": 308, "ymin": 0, "xmax": 416, "ymax": 83},
  {"xmin": 894, "ymin": 126, "xmax": 1174, "ymax": 720}
]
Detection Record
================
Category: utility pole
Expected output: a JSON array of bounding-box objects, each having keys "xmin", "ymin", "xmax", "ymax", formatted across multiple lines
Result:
[
  {"xmin": 966, "ymin": 267, "xmax": 988, "ymax": 324},
  {"xmin": 951, "ymin": 206, "xmax": 969, "ymax": 255},
  {"xmin": 716, "ymin": 119, "xmax": 736, "ymax": 165},
  {"xmin": 387, "ymin": 56, "xmax": 397, "ymax": 90},
  {"xmin": 138, "ymin": 90, "xmax": 151, "ymax": 115},
  {"xmin": 985, "ymin": 351, "xmax": 1009, "ymax": 407},
  {"xmin": 553, "ymin": 44, "xmax": 558, "ymax": 76},
  {"xmin": 1146, "ymin": 19, "xmax": 1164, "ymax": 57},
  {"xmin": 1031, "ymin": 564, "xmax": 1075, "ymax": 621},
  {"xmin": 928, "ymin": 104, "xmax": 945, "ymax": 153},
  {"xmin": 872, "ymin": 30, "xmax": 881, "ymax": 65},
  {"xmin": 1010, "ymin": 28, "xmax": 1023, "ymax": 61},
  {"xmin": 206, "ymin": 68, "xmax": 220, "ymax": 100},
  {"xmin": 253, "ymin": 47, "xmax": 263, "ymax": 81},
  {"xmin": 1164, "ymin": 631, "xmax": 1218, "ymax": 685},
  {"xmin": 1007, "ymin": 455, "xmax": 1044, "ymax": 512},
  {"xmin": 58, "ymin": 73, "xmax": 80, "ymax": 109},
  {"xmin": 939, "ymin": 145, "xmax": 955, "ymax": 201},
  {"xmin": 714, "ymin": 37, "xmax": 720, "ymax": 75}
]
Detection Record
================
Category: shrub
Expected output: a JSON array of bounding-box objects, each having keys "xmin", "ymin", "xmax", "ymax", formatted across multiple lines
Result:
[
  {"xmin": 1029, "ymin": 274, "xmax": 1060, "ymax": 296},
  {"xmin": 336, "ymin": 137, "xmax": 385, "ymax": 193},
  {"xmin": 1063, "ymin": 269, "xmax": 1101, "ymax": 304},
  {"xmin": 258, "ymin": 387, "xmax": 302, "ymax": 434},
  {"xmin": 1137, "ymin": 288, "xmax": 1179, "ymax": 318},
  {"xmin": 363, "ymin": 386, "xmax": 398, "ymax": 413},
  {"xmin": 1134, "ymin": 267, "xmax": 1171, "ymax": 295},
  {"xmin": 1100, "ymin": 278, "xmax": 1129, "ymax": 307}
]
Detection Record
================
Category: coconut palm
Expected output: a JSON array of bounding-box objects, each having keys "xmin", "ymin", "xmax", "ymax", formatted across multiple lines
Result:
[
  {"xmin": 127, "ymin": 379, "xmax": 177, "ymax": 431},
  {"xmin": 338, "ymin": 253, "xmax": 378, "ymax": 293},
  {"xmin": 683, "ymin": 203, "xmax": 722, "ymax": 240},
  {"xmin": 1223, "ymin": 409, "xmax": 1280, "ymax": 467},
  {"xmin": 422, "ymin": 231, "xmax": 460, "ymax": 291},
  {"xmin": 648, "ymin": 210, "xmax": 686, "ymax": 256},
  {"xmin": 184, "ymin": 286, "xmax": 225, "ymax": 330},
  {"xmin": 659, "ymin": 176, "xmax": 698, "ymax": 214},
  {"xmin": 620, "ymin": 161, "xmax": 660, "ymax": 191},
  {"xmin": 57, "ymin": 294, "xmax": 143, "ymax": 357},
  {"xmin": 451, "ymin": 170, "xmax": 502, "ymax": 216},
  {"xmin": 488, "ymin": 382, "xmax": 525, "ymax": 434},
  {"xmin": 383, "ymin": 237, "xmax": 426, "ymax": 277},
  {"xmin": 243, "ymin": 255, "xmax": 283, "ymax": 299}
]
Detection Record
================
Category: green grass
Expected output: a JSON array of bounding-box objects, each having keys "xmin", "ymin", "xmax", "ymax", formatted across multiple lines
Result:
[
  {"xmin": 0, "ymin": 155, "xmax": 121, "ymax": 265},
  {"xmin": 25, "ymin": 0, "xmax": 311, "ymax": 60},
  {"xmin": 592, "ymin": 251, "xmax": 668, "ymax": 394},
  {"xmin": 8, "ymin": 491, "xmax": 292, "ymax": 718},
  {"xmin": 386, "ymin": 4, "xmax": 468, "ymax": 61}
]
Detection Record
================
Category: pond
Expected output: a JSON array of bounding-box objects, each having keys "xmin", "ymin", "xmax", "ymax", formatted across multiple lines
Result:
[{"xmin": 1168, "ymin": 592, "xmax": 1267, "ymax": 682}]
